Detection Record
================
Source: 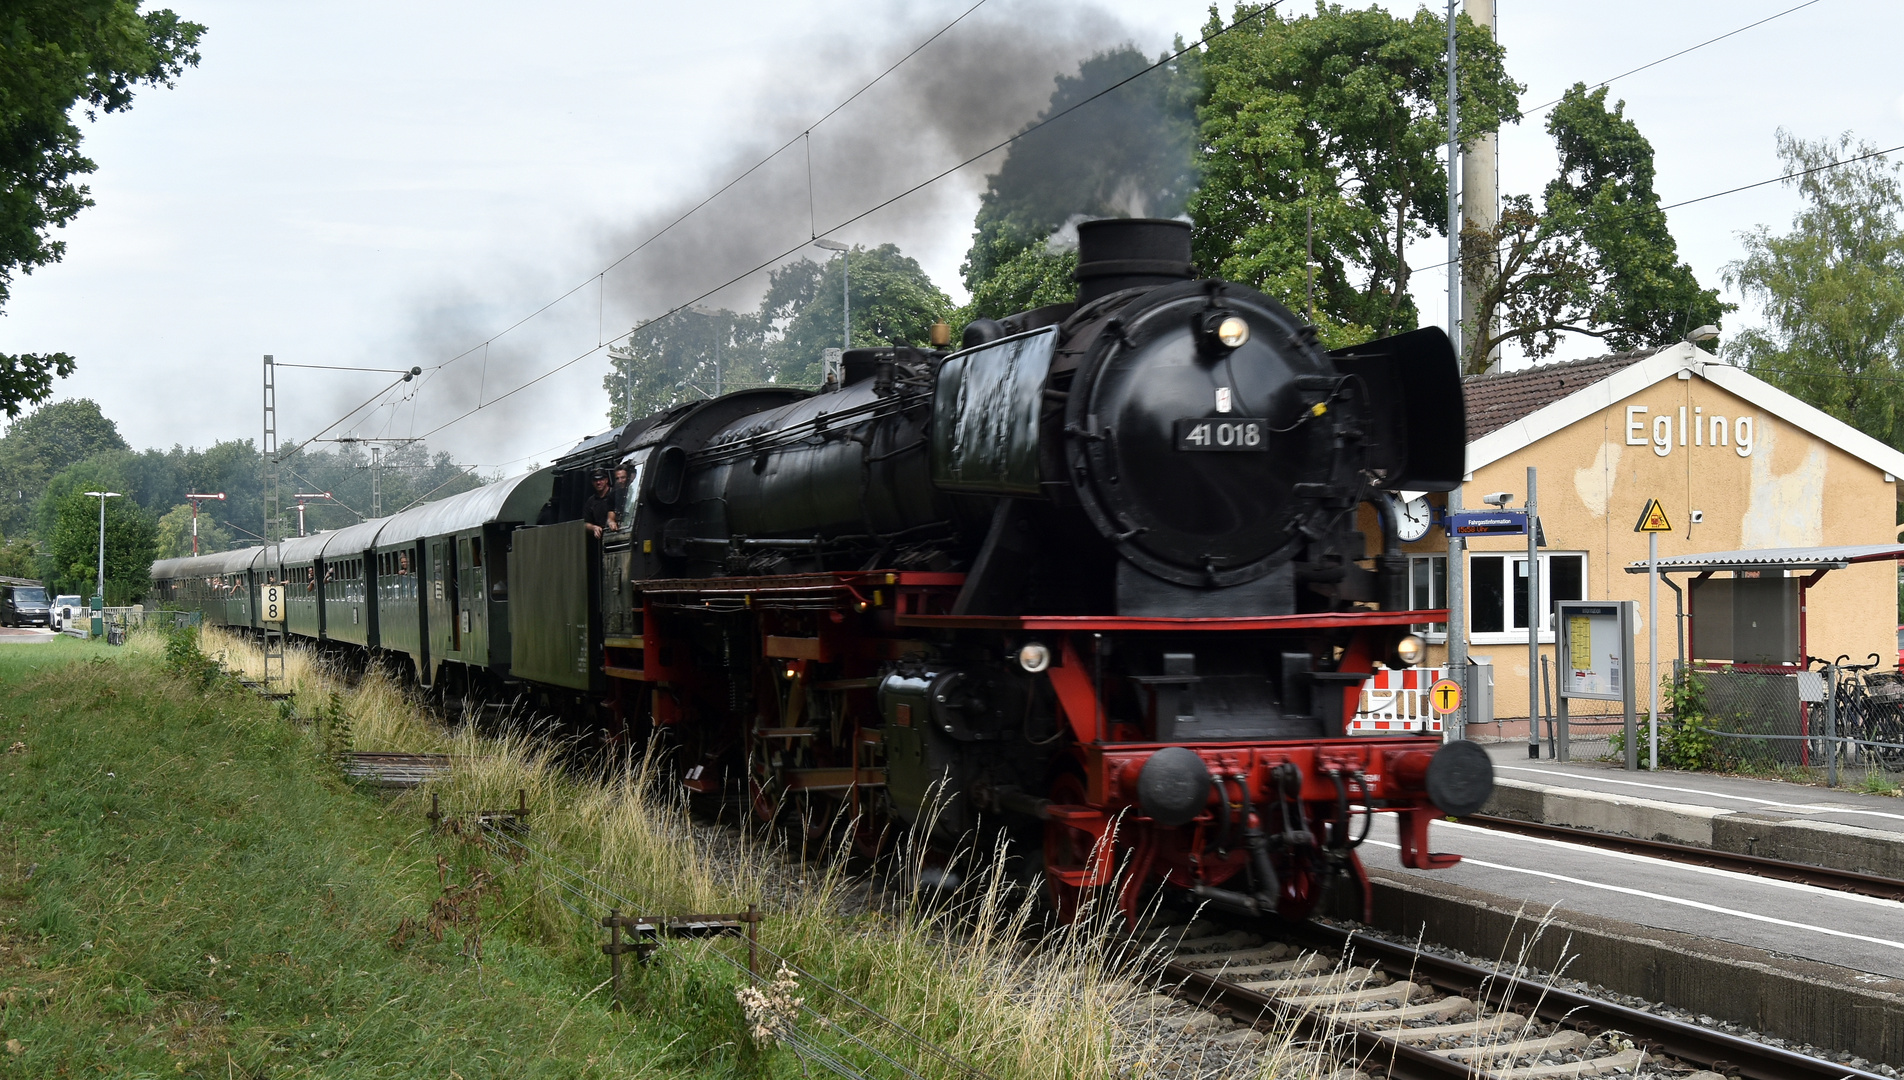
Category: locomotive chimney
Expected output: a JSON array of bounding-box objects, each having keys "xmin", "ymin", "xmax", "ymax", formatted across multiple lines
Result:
[{"xmin": 1073, "ymin": 218, "xmax": 1195, "ymax": 304}]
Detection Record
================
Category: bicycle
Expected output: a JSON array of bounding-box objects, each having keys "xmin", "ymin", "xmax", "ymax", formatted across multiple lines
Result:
[{"xmin": 1806, "ymin": 654, "xmax": 1904, "ymax": 770}]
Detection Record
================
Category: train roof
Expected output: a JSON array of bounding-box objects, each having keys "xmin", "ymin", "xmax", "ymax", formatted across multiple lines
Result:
[
  {"xmin": 153, "ymin": 549, "xmax": 253, "ymax": 579},
  {"xmin": 373, "ymin": 467, "xmax": 553, "ymax": 548},
  {"xmin": 318, "ymin": 515, "xmax": 388, "ymax": 560},
  {"xmin": 272, "ymin": 533, "xmax": 331, "ymax": 566}
]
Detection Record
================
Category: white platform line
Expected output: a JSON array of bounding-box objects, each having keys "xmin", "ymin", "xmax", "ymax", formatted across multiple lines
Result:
[
  {"xmin": 1438, "ymin": 819, "xmax": 1904, "ymax": 913},
  {"xmin": 1498, "ymin": 765, "xmax": 1904, "ymax": 822},
  {"xmin": 1365, "ymin": 838, "xmax": 1904, "ymax": 953}
]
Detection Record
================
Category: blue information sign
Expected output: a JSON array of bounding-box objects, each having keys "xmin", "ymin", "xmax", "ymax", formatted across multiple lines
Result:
[{"xmin": 1447, "ymin": 509, "xmax": 1527, "ymax": 536}]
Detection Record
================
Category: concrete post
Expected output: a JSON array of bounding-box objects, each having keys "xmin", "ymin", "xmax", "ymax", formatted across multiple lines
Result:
[{"xmin": 1462, "ymin": 0, "xmax": 1499, "ymax": 369}]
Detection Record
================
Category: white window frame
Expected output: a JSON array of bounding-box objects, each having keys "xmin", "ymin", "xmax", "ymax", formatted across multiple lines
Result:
[
  {"xmin": 1468, "ymin": 551, "xmax": 1588, "ymax": 645},
  {"xmin": 1408, "ymin": 553, "xmax": 1448, "ymax": 640}
]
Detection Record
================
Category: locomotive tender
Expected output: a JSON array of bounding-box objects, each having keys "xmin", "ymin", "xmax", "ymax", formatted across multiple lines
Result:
[{"xmin": 153, "ymin": 218, "xmax": 1492, "ymax": 923}]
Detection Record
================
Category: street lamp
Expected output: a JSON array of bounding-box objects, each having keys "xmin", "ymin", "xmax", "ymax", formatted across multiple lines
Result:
[
  {"xmin": 82, "ymin": 491, "xmax": 121, "ymax": 603},
  {"xmin": 813, "ymin": 238, "xmax": 849, "ymax": 351}
]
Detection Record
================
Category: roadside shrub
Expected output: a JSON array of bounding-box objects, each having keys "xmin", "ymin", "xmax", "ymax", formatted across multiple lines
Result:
[{"xmin": 161, "ymin": 625, "xmax": 222, "ymax": 691}]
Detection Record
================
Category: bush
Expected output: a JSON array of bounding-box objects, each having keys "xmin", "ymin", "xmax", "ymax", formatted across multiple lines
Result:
[{"xmin": 161, "ymin": 625, "xmax": 221, "ymax": 690}]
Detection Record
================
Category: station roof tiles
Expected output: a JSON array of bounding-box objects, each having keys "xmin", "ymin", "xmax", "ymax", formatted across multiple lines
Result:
[{"xmin": 1463, "ymin": 349, "xmax": 1662, "ymax": 442}]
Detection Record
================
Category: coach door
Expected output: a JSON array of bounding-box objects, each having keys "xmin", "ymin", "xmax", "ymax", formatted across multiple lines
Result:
[
  {"xmin": 428, "ymin": 540, "xmax": 455, "ymax": 659},
  {"xmin": 458, "ymin": 534, "xmax": 484, "ymax": 663}
]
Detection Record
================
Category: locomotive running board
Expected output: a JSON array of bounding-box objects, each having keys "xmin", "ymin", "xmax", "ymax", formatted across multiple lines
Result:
[{"xmin": 894, "ymin": 610, "xmax": 1448, "ymax": 632}]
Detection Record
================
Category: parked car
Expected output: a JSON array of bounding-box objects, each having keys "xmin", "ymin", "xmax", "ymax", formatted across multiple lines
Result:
[
  {"xmin": 0, "ymin": 582, "xmax": 52, "ymax": 628},
  {"xmin": 52, "ymin": 594, "xmax": 82, "ymax": 631}
]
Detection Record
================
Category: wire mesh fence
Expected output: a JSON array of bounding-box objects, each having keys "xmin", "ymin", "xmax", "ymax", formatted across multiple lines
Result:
[{"xmin": 1659, "ymin": 665, "xmax": 1904, "ymax": 787}]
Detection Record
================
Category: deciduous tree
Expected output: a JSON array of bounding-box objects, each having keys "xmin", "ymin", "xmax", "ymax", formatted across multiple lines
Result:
[
  {"xmin": 1191, "ymin": 3, "xmax": 1519, "ymax": 346},
  {"xmin": 0, "ymin": 2, "xmax": 205, "ymax": 416},
  {"xmin": 0, "ymin": 398, "xmax": 128, "ymax": 535},
  {"xmin": 960, "ymin": 44, "xmax": 1200, "ymax": 301},
  {"xmin": 48, "ymin": 487, "xmax": 155, "ymax": 602},
  {"xmin": 1724, "ymin": 132, "xmax": 1904, "ymax": 448},
  {"xmin": 1458, "ymin": 86, "xmax": 1728, "ymax": 373},
  {"xmin": 155, "ymin": 502, "xmax": 230, "ymax": 558}
]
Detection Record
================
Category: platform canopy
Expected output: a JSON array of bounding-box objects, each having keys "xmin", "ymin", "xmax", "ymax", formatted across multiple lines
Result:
[{"xmin": 1623, "ymin": 543, "xmax": 1904, "ymax": 575}]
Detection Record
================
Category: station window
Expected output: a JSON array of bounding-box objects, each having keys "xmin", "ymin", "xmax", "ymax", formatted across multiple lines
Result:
[
  {"xmin": 1470, "ymin": 552, "xmax": 1586, "ymax": 643},
  {"xmin": 1407, "ymin": 554, "xmax": 1448, "ymax": 638}
]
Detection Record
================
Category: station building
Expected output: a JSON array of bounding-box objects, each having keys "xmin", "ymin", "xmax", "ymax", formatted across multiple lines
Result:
[{"xmin": 1395, "ymin": 341, "xmax": 1904, "ymax": 729}]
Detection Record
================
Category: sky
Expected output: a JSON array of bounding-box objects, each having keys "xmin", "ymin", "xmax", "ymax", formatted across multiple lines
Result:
[{"xmin": 1, "ymin": 0, "xmax": 1900, "ymax": 479}]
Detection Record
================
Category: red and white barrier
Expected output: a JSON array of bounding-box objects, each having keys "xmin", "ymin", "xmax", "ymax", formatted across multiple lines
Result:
[{"xmin": 1349, "ymin": 666, "xmax": 1445, "ymax": 736}]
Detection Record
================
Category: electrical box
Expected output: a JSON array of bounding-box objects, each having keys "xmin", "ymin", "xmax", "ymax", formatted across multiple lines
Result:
[{"xmin": 1466, "ymin": 656, "xmax": 1494, "ymax": 729}]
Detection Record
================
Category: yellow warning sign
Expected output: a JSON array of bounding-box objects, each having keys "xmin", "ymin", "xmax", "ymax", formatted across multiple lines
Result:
[
  {"xmin": 1633, "ymin": 498, "xmax": 1673, "ymax": 533},
  {"xmin": 1429, "ymin": 678, "xmax": 1463, "ymax": 715}
]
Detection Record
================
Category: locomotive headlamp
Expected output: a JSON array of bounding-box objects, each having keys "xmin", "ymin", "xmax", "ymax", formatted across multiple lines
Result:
[
  {"xmin": 1215, "ymin": 315, "xmax": 1250, "ymax": 348},
  {"xmin": 1391, "ymin": 634, "xmax": 1426, "ymax": 668},
  {"xmin": 1016, "ymin": 642, "xmax": 1052, "ymax": 673},
  {"xmin": 1198, "ymin": 309, "xmax": 1250, "ymax": 353}
]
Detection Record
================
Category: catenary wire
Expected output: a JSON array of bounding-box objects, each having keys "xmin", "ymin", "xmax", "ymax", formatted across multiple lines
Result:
[
  {"xmin": 410, "ymin": 2, "xmax": 1288, "ymax": 444},
  {"xmin": 1522, "ymin": 0, "xmax": 1826, "ymax": 115},
  {"xmin": 428, "ymin": 0, "xmax": 996, "ymax": 378},
  {"xmin": 1415, "ymin": 139, "xmax": 1904, "ymax": 279}
]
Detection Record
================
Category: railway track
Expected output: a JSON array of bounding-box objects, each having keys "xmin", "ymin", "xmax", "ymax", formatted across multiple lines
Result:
[
  {"xmin": 1140, "ymin": 919, "xmax": 1886, "ymax": 1080},
  {"xmin": 1457, "ymin": 812, "xmax": 1904, "ymax": 902}
]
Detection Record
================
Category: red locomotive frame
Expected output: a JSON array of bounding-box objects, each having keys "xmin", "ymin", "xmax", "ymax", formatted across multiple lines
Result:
[{"xmin": 606, "ymin": 567, "xmax": 1462, "ymax": 924}]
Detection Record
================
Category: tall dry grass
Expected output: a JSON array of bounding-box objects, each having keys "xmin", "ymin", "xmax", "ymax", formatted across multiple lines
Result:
[{"xmin": 182, "ymin": 626, "xmax": 1187, "ymax": 1079}]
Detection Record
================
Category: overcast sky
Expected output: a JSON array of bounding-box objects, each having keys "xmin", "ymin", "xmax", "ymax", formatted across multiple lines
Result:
[{"xmin": 2, "ymin": 0, "xmax": 1899, "ymax": 477}]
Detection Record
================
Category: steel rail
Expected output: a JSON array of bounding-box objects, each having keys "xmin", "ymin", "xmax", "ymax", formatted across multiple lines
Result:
[
  {"xmin": 1297, "ymin": 924, "xmax": 1890, "ymax": 1080},
  {"xmin": 1458, "ymin": 812, "xmax": 1904, "ymax": 902}
]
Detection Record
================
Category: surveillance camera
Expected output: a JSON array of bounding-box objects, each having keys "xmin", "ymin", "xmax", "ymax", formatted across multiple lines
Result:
[
  {"xmin": 1690, "ymin": 510, "xmax": 1704, "ymax": 524},
  {"xmin": 1482, "ymin": 492, "xmax": 1514, "ymax": 508}
]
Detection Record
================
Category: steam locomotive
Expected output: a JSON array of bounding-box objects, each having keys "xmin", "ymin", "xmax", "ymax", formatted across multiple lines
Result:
[{"xmin": 153, "ymin": 217, "xmax": 1492, "ymax": 923}]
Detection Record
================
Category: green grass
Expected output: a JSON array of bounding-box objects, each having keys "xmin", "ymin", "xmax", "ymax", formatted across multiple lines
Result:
[
  {"xmin": 0, "ymin": 635, "xmax": 772, "ymax": 1078},
  {"xmin": 0, "ymin": 631, "xmax": 1163, "ymax": 1080}
]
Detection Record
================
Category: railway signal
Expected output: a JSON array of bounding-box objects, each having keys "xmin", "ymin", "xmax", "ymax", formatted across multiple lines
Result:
[{"xmin": 184, "ymin": 493, "xmax": 226, "ymax": 555}]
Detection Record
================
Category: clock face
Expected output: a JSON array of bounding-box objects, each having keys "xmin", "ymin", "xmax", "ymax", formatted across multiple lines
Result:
[{"xmin": 1393, "ymin": 495, "xmax": 1433, "ymax": 542}]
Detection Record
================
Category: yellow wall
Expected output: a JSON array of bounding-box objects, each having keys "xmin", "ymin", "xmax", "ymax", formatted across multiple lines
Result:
[{"xmin": 1393, "ymin": 371, "xmax": 1898, "ymax": 722}]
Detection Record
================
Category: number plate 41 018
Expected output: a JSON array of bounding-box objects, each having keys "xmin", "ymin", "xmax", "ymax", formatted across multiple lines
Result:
[{"xmin": 1174, "ymin": 418, "xmax": 1267, "ymax": 451}]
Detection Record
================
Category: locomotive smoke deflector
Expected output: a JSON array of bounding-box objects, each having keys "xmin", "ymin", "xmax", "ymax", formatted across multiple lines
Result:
[{"xmin": 1327, "ymin": 325, "xmax": 1466, "ymax": 493}]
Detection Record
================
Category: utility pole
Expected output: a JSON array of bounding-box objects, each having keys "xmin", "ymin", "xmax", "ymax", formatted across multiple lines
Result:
[
  {"xmin": 371, "ymin": 445, "xmax": 383, "ymax": 517},
  {"xmin": 1444, "ymin": 0, "xmax": 1461, "ymax": 361},
  {"xmin": 1462, "ymin": 0, "xmax": 1500, "ymax": 370}
]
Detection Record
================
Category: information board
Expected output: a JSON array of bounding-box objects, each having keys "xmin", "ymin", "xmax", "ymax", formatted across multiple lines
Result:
[
  {"xmin": 1446, "ymin": 509, "xmax": 1526, "ymax": 536},
  {"xmin": 1557, "ymin": 601, "xmax": 1625, "ymax": 701}
]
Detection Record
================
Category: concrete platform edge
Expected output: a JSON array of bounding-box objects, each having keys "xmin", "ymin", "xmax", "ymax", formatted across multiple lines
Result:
[
  {"xmin": 1340, "ymin": 867, "xmax": 1904, "ymax": 1066},
  {"xmin": 1483, "ymin": 777, "xmax": 1904, "ymax": 879}
]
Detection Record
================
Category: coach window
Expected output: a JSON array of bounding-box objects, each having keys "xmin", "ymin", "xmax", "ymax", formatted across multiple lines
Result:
[{"xmin": 1470, "ymin": 552, "xmax": 1586, "ymax": 644}]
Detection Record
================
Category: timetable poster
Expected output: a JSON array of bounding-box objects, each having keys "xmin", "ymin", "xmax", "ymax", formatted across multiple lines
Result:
[{"xmin": 1558, "ymin": 602, "xmax": 1625, "ymax": 701}]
